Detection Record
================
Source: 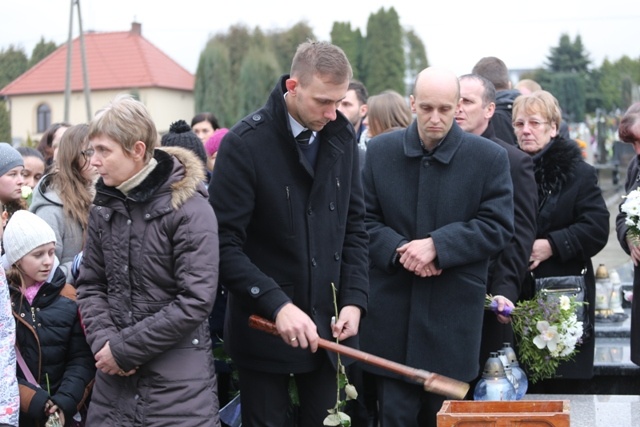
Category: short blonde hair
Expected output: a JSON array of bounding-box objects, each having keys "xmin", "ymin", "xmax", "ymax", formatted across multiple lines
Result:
[
  {"xmin": 515, "ymin": 79, "xmax": 542, "ymax": 95},
  {"xmin": 512, "ymin": 90, "xmax": 562, "ymax": 130},
  {"xmin": 89, "ymin": 94, "xmax": 157, "ymax": 162}
]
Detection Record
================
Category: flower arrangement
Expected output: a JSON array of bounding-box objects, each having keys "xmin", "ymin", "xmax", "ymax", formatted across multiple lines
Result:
[
  {"xmin": 621, "ymin": 187, "xmax": 640, "ymax": 245},
  {"xmin": 487, "ymin": 293, "xmax": 584, "ymax": 383}
]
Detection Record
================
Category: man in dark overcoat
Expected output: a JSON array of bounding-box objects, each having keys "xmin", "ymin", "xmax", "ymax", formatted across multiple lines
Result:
[
  {"xmin": 360, "ymin": 67, "xmax": 514, "ymax": 427},
  {"xmin": 455, "ymin": 74, "xmax": 538, "ymax": 368},
  {"xmin": 209, "ymin": 41, "xmax": 369, "ymax": 426}
]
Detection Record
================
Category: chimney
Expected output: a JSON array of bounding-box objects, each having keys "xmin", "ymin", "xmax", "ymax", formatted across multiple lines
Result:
[{"xmin": 131, "ymin": 22, "xmax": 141, "ymax": 36}]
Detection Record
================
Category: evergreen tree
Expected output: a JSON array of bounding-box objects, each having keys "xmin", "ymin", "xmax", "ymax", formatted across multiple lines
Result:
[
  {"xmin": 549, "ymin": 72, "xmax": 586, "ymax": 122},
  {"xmin": 0, "ymin": 45, "xmax": 28, "ymax": 89},
  {"xmin": 29, "ymin": 37, "xmax": 58, "ymax": 68},
  {"xmin": 547, "ymin": 33, "xmax": 590, "ymax": 73},
  {"xmin": 213, "ymin": 25, "xmax": 255, "ymax": 79},
  {"xmin": 0, "ymin": 100, "xmax": 11, "ymax": 142},
  {"xmin": 236, "ymin": 47, "xmax": 279, "ymax": 120},
  {"xmin": 194, "ymin": 41, "xmax": 235, "ymax": 128},
  {"xmin": 361, "ymin": 7, "xmax": 405, "ymax": 95},
  {"xmin": 268, "ymin": 22, "xmax": 315, "ymax": 74},
  {"xmin": 331, "ymin": 22, "xmax": 364, "ymax": 79},
  {"xmin": 404, "ymin": 29, "xmax": 428, "ymax": 85}
]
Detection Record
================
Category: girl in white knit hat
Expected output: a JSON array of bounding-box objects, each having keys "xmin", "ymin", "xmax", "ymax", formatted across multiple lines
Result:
[{"xmin": 2, "ymin": 210, "xmax": 94, "ymax": 427}]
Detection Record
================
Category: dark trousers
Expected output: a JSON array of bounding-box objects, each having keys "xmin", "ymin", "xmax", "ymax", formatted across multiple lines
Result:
[
  {"xmin": 377, "ymin": 376, "xmax": 446, "ymax": 427},
  {"xmin": 238, "ymin": 358, "xmax": 336, "ymax": 427}
]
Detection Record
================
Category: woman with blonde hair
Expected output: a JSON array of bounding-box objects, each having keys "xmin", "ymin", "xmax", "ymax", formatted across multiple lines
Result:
[
  {"xmin": 366, "ymin": 90, "xmax": 412, "ymax": 138},
  {"xmin": 30, "ymin": 124, "xmax": 98, "ymax": 283},
  {"xmin": 513, "ymin": 90, "xmax": 609, "ymax": 386}
]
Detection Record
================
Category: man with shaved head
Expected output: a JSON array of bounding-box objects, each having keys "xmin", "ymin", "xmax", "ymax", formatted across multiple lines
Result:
[{"xmin": 360, "ymin": 67, "xmax": 514, "ymax": 426}]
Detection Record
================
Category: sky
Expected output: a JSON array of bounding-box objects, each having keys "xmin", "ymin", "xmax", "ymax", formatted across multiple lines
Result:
[{"xmin": 2, "ymin": 0, "xmax": 639, "ymax": 80}]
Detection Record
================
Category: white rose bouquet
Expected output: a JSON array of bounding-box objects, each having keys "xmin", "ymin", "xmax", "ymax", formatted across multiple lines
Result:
[
  {"xmin": 487, "ymin": 293, "xmax": 584, "ymax": 383},
  {"xmin": 621, "ymin": 187, "xmax": 640, "ymax": 245}
]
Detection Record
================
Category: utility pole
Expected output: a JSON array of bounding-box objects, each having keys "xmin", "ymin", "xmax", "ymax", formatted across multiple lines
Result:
[{"xmin": 64, "ymin": 0, "xmax": 92, "ymax": 123}]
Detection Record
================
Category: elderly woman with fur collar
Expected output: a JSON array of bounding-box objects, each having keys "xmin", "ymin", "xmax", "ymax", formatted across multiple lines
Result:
[{"xmin": 513, "ymin": 90, "xmax": 609, "ymax": 386}]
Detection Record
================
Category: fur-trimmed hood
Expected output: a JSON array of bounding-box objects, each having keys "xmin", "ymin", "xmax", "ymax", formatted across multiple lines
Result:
[
  {"xmin": 94, "ymin": 146, "xmax": 207, "ymax": 211},
  {"xmin": 532, "ymin": 137, "xmax": 583, "ymax": 202}
]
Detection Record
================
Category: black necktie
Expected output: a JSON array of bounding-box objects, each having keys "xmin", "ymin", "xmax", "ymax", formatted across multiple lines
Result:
[{"xmin": 296, "ymin": 129, "xmax": 313, "ymax": 145}]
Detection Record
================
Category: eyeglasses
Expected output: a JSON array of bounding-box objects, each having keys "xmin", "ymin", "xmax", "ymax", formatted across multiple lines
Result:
[
  {"xmin": 81, "ymin": 148, "xmax": 95, "ymax": 159},
  {"xmin": 513, "ymin": 119, "xmax": 549, "ymax": 130}
]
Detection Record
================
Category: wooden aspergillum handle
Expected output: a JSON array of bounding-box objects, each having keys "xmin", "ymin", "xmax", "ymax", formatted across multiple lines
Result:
[{"xmin": 248, "ymin": 315, "xmax": 469, "ymax": 400}]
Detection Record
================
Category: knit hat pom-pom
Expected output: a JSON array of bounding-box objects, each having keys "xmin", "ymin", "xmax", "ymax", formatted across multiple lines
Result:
[{"xmin": 168, "ymin": 119, "xmax": 192, "ymax": 134}]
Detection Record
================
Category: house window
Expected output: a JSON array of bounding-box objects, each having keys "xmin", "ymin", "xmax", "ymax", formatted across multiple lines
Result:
[{"xmin": 37, "ymin": 104, "xmax": 51, "ymax": 133}]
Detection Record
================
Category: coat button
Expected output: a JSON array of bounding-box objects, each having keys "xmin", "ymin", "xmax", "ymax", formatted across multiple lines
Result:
[
  {"xmin": 329, "ymin": 202, "xmax": 335, "ymax": 211},
  {"xmin": 307, "ymin": 208, "xmax": 313, "ymax": 216},
  {"xmin": 192, "ymin": 338, "xmax": 199, "ymax": 345},
  {"xmin": 252, "ymin": 114, "xmax": 262, "ymax": 122},
  {"xmin": 145, "ymin": 213, "xmax": 151, "ymax": 219},
  {"xmin": 334, "ymin": 252, "xmax": 340, "ymax": 261},
  {"xmin": 127, "ymin": 219, "xmax": 132, "ymax": 225},
  {"xmin": 311, "ymin": 258, "xmax": 317, "ymax": 267},
  {"xmin": 250, "ymin": 286, "xmax": 260, "ymax": 295}
]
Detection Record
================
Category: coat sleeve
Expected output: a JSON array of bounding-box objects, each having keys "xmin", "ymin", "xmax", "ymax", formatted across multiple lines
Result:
[
  {"xmin": 616, "ymin": 159, "xmax": 639, "ymax": 254},
  {"xmin": 488, "ymin": 152, "xmax": 538, "ymax": 301},
  {"xmin": 76, "ymin": 210, "xmax": 121, "ymax": 355},
  {"xmin": 431, "ymin": 147, "xmax": 515, "ymax": 269},
  {"xmin": 109, "ymin": 200, "xmax": 219, "ymax": 370},
  {"xmin": 362, "ymin": 143, "xmax": 410, "ymax": 273},
  {"xmin": 51, "ymin": 299, "xmax": 95, "ymax": 420},
  {"xmin": 209, "ymin": 133, "xmax": 293, "ymax": 318},
  {"xmin": 337, "ymin": 135, "xmax": 369, "ymax": 314},
  {"xmin": 547, "ymin": 164, "xmax": 609, "ymax": 262},
  {"xmin": 18, "ymin": 379, "xmax": 49, "ymax": 422}
]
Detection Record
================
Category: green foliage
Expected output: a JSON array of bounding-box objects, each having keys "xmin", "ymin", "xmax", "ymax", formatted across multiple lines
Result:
[
  {"xmin": 0, "ymin": 100, "xmax": 11, "ymax": 142},
  {"xmin": 29, "ymin": 37, "xmax": 57, "ymax": 68},
  {"xmin": 548, "ymin": 72, "xmax": 586, "ymax": 121},
  {"xmin": 194, "ymin": 41, "xmax": 235, "ymax": 127},
  {"xmin": 331, "ymin": 22, "xmax": 364, "ymax": 80},
  {"xmin": 546, "ymin": 33, "xmax": 590, "ymax": 73},
  {"xmin": 270, "ymin": 22, "xmax": 316, "ymax": 73},
  {"xmin": 596, "ymin": 56, "xmax": 640, "ymax": 111},
  {"xmin": 212, "ymin": 25, "xmax": 255, "ymax": 79},
  {"xmin": 237, "ymin": 47, "xmax": 280, "ymax": 120},
  {"xmin": 0, "ymin": 45, "xmax": 28, "ymax": 89},
  {"xmin": 404, "ymin": 29, "xmax": 428, "ymax": 85},
  {"xmin": 361, "ymin": 7, "xmax": 405, "ymax": 95},
  {"xmin": 196, "ymin": 22, "xmax": 316, "ymax": 126}
]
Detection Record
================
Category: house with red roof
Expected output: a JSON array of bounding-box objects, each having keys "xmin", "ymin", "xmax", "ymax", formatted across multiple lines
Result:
[{"xmin": 0, "ymin": 22, "xmax": 195, "ymax": 144}]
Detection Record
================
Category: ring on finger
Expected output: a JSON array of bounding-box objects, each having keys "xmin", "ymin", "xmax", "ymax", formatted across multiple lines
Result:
[{"xmin": 290, "ymin": 337, "xmax": 297, "ymax": 342}]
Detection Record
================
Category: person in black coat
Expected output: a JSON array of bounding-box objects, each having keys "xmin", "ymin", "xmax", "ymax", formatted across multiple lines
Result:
[
  {"xmin": 209, "ymin": 41, "xmax": 369, "ymax": 426},
  {"xmin": 3, "ymin": 210, "xmax": 95, "ymax": 427},
  {"xmin": 615, "ymin": 102, "xmax": 640, "ymax": 367},
  {"xmin": 361, "ymin": 67, "xmax": 514, "ymax": 427},
  {"xmin": 455, "ymin": 74, "xmax": 538, "ymax": 366},
  {"xmin": 513, "ymin": 91, "xmax": 609, "ymax": 385}
]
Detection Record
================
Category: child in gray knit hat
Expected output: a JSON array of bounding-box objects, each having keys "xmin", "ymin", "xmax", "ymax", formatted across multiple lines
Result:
[{"xmin": 0, "ymin": 143, "xmax": 25, "ymax": 208}]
